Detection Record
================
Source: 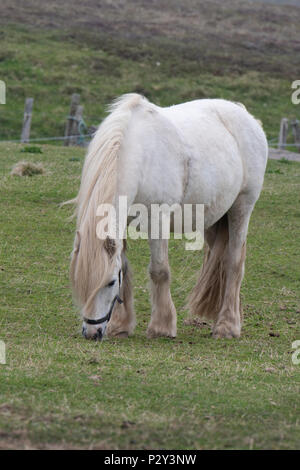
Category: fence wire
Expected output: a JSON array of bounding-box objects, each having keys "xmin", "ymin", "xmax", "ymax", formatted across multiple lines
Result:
[
  {"xmin": 0, "ymin": 134, "xmax": 298, "ymax": 150},
  {"xmin": 0, "ymin": 133, "xmax": 95, "ymax": 144}
]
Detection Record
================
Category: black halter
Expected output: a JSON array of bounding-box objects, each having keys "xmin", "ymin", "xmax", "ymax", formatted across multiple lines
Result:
[{"xmin": 83, "ymin": 295, "xmax": 123, "ymax": 325}]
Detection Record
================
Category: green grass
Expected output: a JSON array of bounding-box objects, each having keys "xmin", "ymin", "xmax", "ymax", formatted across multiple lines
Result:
[{"xmin": 0, "ymin": 143, "xmax": 299, "ymax": 449}]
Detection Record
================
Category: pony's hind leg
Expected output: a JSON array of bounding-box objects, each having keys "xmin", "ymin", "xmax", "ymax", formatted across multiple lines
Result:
[
  {"xmin": 106, "ymin": 255, "xmax": 136, "ymax": 338},
  {"xmin": 147, "ymin": 239, "xmax": 177, "ymax": 339},
  {"xmin": 213, "ymin": 198, "xmax": 253, "ymax": 339},
  {"xmin": 188, "ymin": 199, "xmax": 253, "ymax": 339},
  {"xmin": 188, "ymin": 215, "xmax": 228, "ymax": 323}
]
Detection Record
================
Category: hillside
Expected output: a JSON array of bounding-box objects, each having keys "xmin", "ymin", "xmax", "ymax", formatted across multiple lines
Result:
[
  {"xmin": 1, "ymin": 0, "xmax": 300, "ymax": 76},
  {"xmin": 0, "ymin": 0, "xmax": 299, "ymax": 142}
]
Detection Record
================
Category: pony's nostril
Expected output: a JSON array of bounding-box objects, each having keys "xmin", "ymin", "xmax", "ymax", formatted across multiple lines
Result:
[
  {"xmin": 82, "ymin": 325, "xmax": 87, "ymax": 338},
  {"xmin": 96, "ymin": 328, "xmax": 103, "ymax": 340},
  {"xmin": 92, "ymin": 328, "xmax": 103, "ymax": 341}
]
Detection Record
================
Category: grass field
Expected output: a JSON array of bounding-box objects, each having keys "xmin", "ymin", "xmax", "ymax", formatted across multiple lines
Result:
[{"xmin": 0, "ymin": 143, "xmax": 299, "ymax": 449}]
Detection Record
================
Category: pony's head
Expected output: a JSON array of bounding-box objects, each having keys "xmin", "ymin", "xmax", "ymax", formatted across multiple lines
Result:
[
  {"xmin": 71, "ymin": 233, "xmax": 125, "ymax": 340},
  {"xmin": 82, "ymin": 243, "xmax": 124, "ymax": 340}
]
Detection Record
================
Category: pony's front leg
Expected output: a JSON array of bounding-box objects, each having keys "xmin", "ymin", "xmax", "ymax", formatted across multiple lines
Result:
[
  {"xmin": 147, "ymin": 239, "xmax": 177, "ymax": 339},
  {"xmin": 106, "ymin": 255, "xmax": 136, "ymax": 338}
]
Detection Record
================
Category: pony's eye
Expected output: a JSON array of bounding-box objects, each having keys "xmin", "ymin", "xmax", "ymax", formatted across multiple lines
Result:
[{"xmin": 107, "ymin": 280, "xmax": 116, "ymax": 287}]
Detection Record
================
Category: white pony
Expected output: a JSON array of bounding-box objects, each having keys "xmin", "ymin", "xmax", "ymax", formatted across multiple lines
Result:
[{"xmin": 70, "ymin": 94, "xmax": 267, "ymax": 341}]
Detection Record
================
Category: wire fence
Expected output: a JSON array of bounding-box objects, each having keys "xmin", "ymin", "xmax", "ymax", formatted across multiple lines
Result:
[
  {"xmin": 0, "ymin": 134, "xmax": 298, "ymax": 150},
  {"xmin": 1, "ymin": 94, "xmax": 299, "ymax": 150},
  {"xmin": 0, "ymin": 132, "xmax": 95, "ymax": 145},
  {"xmin": 269, "ymin": 142, "xmax": 299, "ymax": 148}
]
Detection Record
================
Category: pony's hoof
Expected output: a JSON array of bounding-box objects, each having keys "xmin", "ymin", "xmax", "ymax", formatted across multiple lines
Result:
[
  {"xmin": 213, "ymin": 322, "xmax": 240, "ymax": 339},
  {"xmin": 115, "ymin": 331, "xmax": 129, "ymax": 338},
  {"xmin": 146, "ymin": 326, "xmax": 176, "ymax": 339},
  {"xmin": 106, "ymin": 324, "xmax": 129, "ymax": 338}
]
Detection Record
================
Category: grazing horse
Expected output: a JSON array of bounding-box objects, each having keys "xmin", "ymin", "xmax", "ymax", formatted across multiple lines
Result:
[{"xmin": 70, "ymin": 94, "xmax": 267, "ymax": 341}]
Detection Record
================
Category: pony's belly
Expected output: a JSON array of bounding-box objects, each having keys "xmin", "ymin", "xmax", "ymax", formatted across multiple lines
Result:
[
  {"xmin": 183, "ymin": 189, "xmax": 241, "ymax": 229},
  {"xmin": 182, "ymin": 160, "xmax": 243, "ymax": 229},
  {"xmin": 134, "ymin": 165, "xmax": 242, "ymax": 231}
]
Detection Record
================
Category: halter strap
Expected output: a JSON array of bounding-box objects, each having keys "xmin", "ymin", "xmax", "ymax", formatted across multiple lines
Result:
[{"xmin": 83, "ymin": 295, "xmax": 123, "ymax": 325}]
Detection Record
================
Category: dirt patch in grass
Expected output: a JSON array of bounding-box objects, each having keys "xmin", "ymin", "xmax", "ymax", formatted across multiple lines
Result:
[{"xmin": 269, "ymin": 148, "xmax": 300, "ymax": 162}]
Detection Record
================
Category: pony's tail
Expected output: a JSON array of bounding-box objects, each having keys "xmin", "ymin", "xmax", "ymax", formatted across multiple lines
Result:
[
  {"xmin": 70, "ymin": 93, "xmax": 146, "ymax": 310},
  {"xmin": 188, "ymin": 215, "xmax": 229, "ymax": 321}
]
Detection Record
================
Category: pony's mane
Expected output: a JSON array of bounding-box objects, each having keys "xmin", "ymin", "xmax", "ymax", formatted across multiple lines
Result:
[{"xmin": 70, "ymin": 93, "xmax": 146, "ymax": 314}]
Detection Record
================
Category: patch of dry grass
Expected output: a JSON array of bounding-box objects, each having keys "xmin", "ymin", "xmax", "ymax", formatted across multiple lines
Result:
[{"xmin": 11, "ymin": 161, "xmax": 45, "ymax": 177}]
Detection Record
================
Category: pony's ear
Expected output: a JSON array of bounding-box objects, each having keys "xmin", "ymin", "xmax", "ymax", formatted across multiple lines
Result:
[{"xmin": 104, "ymin": 236, "xmax": 116, "ymax": 257}]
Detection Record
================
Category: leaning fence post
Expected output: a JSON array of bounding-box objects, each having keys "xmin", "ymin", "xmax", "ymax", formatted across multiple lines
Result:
[
  {"xmin": 64, "ymin": 93, "xmax": 80, "ymax": 146},
  {"xmin": 70, "ymin": 105, "xmax": 84, "ymax": 146},
  {"xmin": 291, "ymin": 119, "xmax": 300, "ymax": 153},
  {"xmin": 21, "ymin": 98, "xmax": 34, "ymax": 143}
]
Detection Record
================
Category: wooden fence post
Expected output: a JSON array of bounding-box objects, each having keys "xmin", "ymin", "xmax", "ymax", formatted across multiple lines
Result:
[
  {"xmin": 291, "ymin": 119, "xmax": 300, "ymax": 153},
  {"xmin": 64, "ymin": 93, "xmax": 80, "ymax": 146},
  {"xmin": 0, "ymin": 80, "xmax": 6, "ymax": 104},
  {"xmin": 21, "ymin": 98, "xmax": 34, "ymax": 143},
  {"xmin": 70, "ymin": 105, "xmax": 84, "ymax": 146},
  {"xmin": 278, "ymin": 118, "xmax": 289, "ymax": 150}
]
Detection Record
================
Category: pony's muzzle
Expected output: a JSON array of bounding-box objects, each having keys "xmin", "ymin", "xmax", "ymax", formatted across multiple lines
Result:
[{"xmin": 82, "ymin": 324, "xmax": 103, "ymax": 341}]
